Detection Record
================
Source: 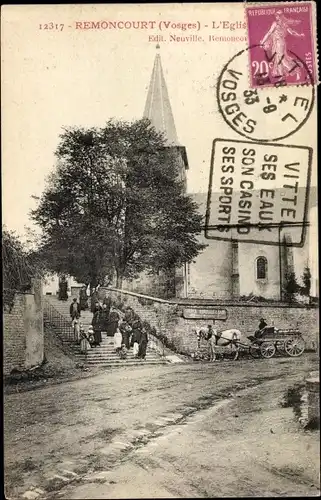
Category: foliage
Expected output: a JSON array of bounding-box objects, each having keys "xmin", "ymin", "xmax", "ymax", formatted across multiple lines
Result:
[
  {"xmin": 2, "ymin": 227, "xmax": 41, "ymax": 310},
  {"xmin": 31, "ymin": 119, "xmax": 205, "ymax": 289},
  {"xmin": 300, "ymin": 266, "xmax": 311, "ymax": 297},
  {"xmin": 283, "ymin": 271, "xmax": 300, "ymax": 303}
]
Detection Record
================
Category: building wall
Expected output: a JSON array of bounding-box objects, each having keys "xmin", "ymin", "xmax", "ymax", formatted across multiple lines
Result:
[
  {"xmin": 188, "ymin": 238, "xmax": 233, "ymax": 299},
  {"xmin": 102, "ymin": 287, "xmax": 319, "ymax": 356},
  {"xmin": 238, "ymin": 243, "xmax": 281, "ymax": 300},
  {"xmin": 3, "ymin": 280, "xmax": 44, "ymax": 376}
]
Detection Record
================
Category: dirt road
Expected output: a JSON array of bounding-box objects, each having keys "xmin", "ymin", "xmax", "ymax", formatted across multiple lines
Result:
[{"xmin": 4, "ymin": 355, "xmax": 320, "ymax": 498}]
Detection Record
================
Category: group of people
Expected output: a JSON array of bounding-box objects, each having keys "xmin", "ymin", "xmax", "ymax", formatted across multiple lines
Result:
[
  {"xmin": 71, "ymin": 294, "xmax": 149, "ymax": 360},
  {"xmin": 115, "ymin": 318, "xmax": 149, "ymax": 360}
]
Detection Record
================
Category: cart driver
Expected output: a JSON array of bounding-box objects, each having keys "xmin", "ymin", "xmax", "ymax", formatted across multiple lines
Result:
[{"xmin": 254, "ymin": 318, "xmax": 267, "ymax": 339}]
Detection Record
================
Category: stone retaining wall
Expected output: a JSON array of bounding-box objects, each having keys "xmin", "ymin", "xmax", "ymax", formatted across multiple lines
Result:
[
  {"xmin": 100, "ymin": 287, "xmax": 319, "ymax": 356},
  {"xmin": 4, "ymin": 280, "xmax": 44, "ymax": 376}
]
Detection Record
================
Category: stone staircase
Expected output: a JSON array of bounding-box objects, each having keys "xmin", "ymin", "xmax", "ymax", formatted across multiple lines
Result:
[
  {"xmin": 69, "ymin": 333, "xmax": 167, "ymax": 366},
  {"xmin": 44, "ymin": 294, "xmax": 93, "ymax": 329},
  {"xmin": 43, "ymin": 294, "xmax": 168, "ymax": 367}
]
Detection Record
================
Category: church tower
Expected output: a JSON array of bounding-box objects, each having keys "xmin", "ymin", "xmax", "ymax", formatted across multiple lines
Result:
[
  {"xmin": 143, "ymin": 45, "xmax": 188, "ymax": 191},
  {"xmin": 143, "ymin": 45, "xmax": 189, "ymax": 297}
]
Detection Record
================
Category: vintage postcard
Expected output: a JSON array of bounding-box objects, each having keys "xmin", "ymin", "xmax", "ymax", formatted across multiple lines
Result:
[{"xmin": 2, "ymin": 3, "xmax": 319, "ymax": 499}]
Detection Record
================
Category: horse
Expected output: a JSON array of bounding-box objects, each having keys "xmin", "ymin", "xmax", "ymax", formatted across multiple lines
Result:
[{"xmin": 195, "ymin": 326, "xmax": 251, "ymax": 361}]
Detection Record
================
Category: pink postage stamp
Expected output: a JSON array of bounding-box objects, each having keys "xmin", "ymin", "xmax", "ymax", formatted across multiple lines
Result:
[{"xmin": 245, "ymin": 2, "xmax": 317, "ymax": 88}]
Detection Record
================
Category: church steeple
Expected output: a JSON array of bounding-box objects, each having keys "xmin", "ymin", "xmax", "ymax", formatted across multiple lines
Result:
[
  {"xmin": 143, "ymin": 46, "xmax": 189, "ymax": 173},
  {"xmin": 143, "ymin": 45, "xmax": 179, "ymax": 145}
]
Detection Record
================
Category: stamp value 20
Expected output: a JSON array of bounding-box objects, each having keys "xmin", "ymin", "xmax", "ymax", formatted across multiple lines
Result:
[
  {"xmin": 245, "ymin": 2, "xmax": 317, "ymax": 88},
  {"xmin": 205, "ymin": 139, "xmax": 312, "ymax": 246}
]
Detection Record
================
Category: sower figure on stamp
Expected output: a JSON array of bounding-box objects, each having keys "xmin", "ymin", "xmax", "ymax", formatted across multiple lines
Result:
[{"xmin": 260, "ymin": 10, "xmax": 304, "ymax": 81}]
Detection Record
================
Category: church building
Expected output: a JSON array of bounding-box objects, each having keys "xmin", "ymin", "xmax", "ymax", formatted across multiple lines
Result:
[
  {"xmin": 127, "ymin": 47, "xmax": 318, "ymax": 301},
  {"xmin": 43, "ymin": 48, "xmax": 318, "ymax": 302}
]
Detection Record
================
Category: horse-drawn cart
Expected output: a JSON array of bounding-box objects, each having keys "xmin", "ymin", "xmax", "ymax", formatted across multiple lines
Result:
[{"xmin": 246, "ymin": 326, "xmax": 306, "ymax": 359}]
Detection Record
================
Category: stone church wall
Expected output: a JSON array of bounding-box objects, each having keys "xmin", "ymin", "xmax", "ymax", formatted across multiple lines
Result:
[
  {"xmin": 188, "ymin": 238, "xmax": 233, "ymax": 299},
  {"xmin": 238, "ymin": 243, "xmax": 281, "ymax": 299},
  {"xmin": 101, "ymin": 287, "xmax": 319, "ymax": 357}
]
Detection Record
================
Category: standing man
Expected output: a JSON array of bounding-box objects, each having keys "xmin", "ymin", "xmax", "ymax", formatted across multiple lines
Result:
[
  {"xmin": 138, "ymin": 325, "xmax": 149, "ymax": 360},
  {"xmin": 70, "ymin": 297, "xmax": 81, "ymax": 320},
  {"xmin": 206, "ymin": 325, "xmax": 216, "ymax": 362}
]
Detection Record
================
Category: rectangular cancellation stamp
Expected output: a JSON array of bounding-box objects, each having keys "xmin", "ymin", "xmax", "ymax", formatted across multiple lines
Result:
[
  {"xmin": 205, "ymin": 139, "xmax": 312, "ymax": 246},
  {"xmin": 245, "ymin": 2, "xmax": 317, "ymax": 88}
]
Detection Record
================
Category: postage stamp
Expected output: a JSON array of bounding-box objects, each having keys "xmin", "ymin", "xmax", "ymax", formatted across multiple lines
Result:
[
  {"xmin": 205, "ymin": 139, "xmax": 312, "ymax": 246},
  {"xmin": 216, "ymin": 46, "xmax": 315, "ymax": 142},
  {"xmin": 245, "ymin": 2, "xmax": 317, "ymax": 88}
]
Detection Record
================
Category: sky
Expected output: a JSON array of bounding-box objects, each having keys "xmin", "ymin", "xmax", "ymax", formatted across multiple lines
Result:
[{"xmin": 2, "ymin": 3, "xmax": 317, "ymax": 239}]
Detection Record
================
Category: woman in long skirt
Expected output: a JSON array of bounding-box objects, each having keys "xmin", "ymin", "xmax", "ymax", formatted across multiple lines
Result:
[
  {"xmin": 119, "ymin": 321, "xmax": 132, "ymax": 349},
  {"xmin": 138, "ymin": 327, "xmax": 148, "ymax": 360},
  {"xmin": 114, "ymin": 327, "xmax": 122, "ymax": 355},
  {"xmin": 107, "ymin": 308, "xmax": 120, "ymax": 337},
  {"xmin": 131, "ymin": 320, "xmax": 142, "ymax": 358},
  {"xmin": 92, "ymin": 310, "xmax": 102, "ymax": 346}
]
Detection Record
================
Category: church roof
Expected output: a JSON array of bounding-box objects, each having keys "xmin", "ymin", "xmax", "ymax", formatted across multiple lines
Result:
[{"xmin": 143, "ymin": 47, "xmax": 180, "ymax": 146}]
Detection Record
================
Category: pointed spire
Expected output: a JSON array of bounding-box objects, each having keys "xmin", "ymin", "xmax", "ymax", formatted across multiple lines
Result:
[{"xmin": 143, "ymin": 49, "xmax": 179, "ymax": 145}]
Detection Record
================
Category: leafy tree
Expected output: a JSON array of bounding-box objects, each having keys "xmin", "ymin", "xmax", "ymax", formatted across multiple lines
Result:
[
  {"xmin": 31, "ymin": 119, "xmax": 205, "ymax": 290},
  {"xmin": 300, "ymin": 266, "xmax": 311, "ymax": 297},
  {"xmin": 282, "ymin": 271, "xmax": 300, "ymax": 303},
  {"xmin": 2, "ymin": 227, "xmax": 42, "ymax": 310},
  {"xmin": 3, "ymin": 228, "xmax": 33, "ymax": 290}
]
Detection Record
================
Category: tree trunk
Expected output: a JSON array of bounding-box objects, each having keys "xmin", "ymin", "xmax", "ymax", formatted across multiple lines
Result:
[{"xmin": 116, "ymin": 270, "xmax": 123, "ymax": 289}]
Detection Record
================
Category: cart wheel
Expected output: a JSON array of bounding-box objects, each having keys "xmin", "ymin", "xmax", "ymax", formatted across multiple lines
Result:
[
  {"xmin": 260, "ymin": 341, "xmax": 276, "ymax": 358},
  {"xmin": 249, "ymin": 344, "xmax": 261, "ymax": 359},
  {"xmin": 284, "ymin": 337, "xmax": 305, "ymax": 357}
]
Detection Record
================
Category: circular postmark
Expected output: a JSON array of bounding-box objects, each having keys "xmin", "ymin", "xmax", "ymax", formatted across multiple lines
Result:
[{"xmin": 217, "ymin": 45, "xmax": 315, "ymax": 142}]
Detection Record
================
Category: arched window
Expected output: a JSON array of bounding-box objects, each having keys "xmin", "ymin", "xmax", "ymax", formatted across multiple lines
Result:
[{"xmin": 256, "ymin": 256, "xmax": 268, "ymax": 280}]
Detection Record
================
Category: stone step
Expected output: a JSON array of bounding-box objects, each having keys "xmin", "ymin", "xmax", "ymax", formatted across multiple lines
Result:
[
  {"xmin": 71, "ymin": 347, "xmax": 151, "ymax": 353},
  {"xmin": 75, "ymin": 352, "xmax": 160, "ymax": 359},
  {"xmin": 44, "ymin": 295, "xmax": 168, "ymax": 366},
  {"xmin": 77, "ymin": 355, "xmax": 167, "ymax": 366},
  {"xmin": 85, "ymin": 359, "xmax": 167, "ymax": 365},
  {"xmin": 78, "ymin": 356, "xmax": 161, "ymax": 363}
]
